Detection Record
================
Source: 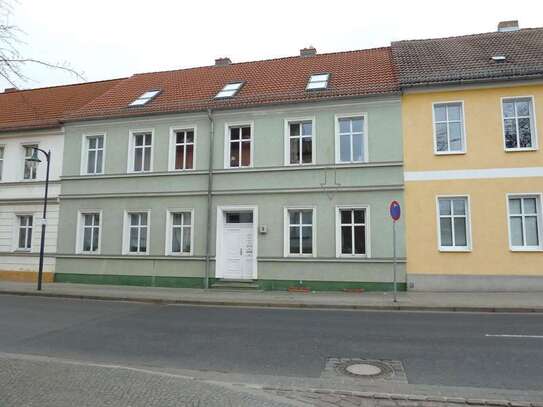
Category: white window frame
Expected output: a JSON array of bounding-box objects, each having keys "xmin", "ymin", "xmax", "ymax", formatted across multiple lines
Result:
[
  {"xmin": 306, "ymin": 73, "xmax": 330, "ymax": 90},
  {"xmin": 0, "ymin": 144, "xmax": 4, "ymax": 181},
  {"xmin": 436, "ymin": 195, "xmax": 472, "ymax": 252},
  {"xmin": 506, "ymin": 193, "xmax": 543, "ymax": 252},
  {"xmin": 168, "ymin": 126, "xmax": 197, "ymax": 171},
  {"xmin": 15, "ymin": 213, "xmax": 33, "ymax": 251},
  {"xmin": 165, "ymin": 209, "xmax": 194, "ymax": 256},
  {"xmin": 335, "ymin": 113, "xmax": 369, "ymax": 164},
  {"xmin": 215, "ymin": 82, "xmax": 244, "ymax": 99},
  {"xmin": 128, "ymin": 90, "xmax": 161, "ymax": 107},
  {"xmin": 76, "ymin": 210, "xmax": 103, "ymax": 254},
  {"xmin": 283, "ymin": 206, "xmax": 317, "ymax": 257},
  {"xmin": 81, "ymin": 133, "xmax": 106, "ymax": 175},
  {"xmin": 22, "ymin": 144, "xmax": 38, "ymax": 180},
  {"xmin": 432, "ymin": 101, "xmax": 467, "ymax": 155},
  {"xmin": 501, "ymin": 96, "xmax": 539, "ymax": 152},
  {"xmin": 283, "ymin": 117, "xmax": 316, "ymax": 166},
  {"xmin": 224, "ymin": 121, "xmax": 254, "ymax": 169},
  {"xmin": 127, "ymin": 129, "xmax": 154, "ymax": 173},
  {"xmin": 335, "ymin": 205, "xmax": 371, "ymax": 258},
  {"xmin": 122, "ymin": 210, "xmax": 151, "ymax": 255}
]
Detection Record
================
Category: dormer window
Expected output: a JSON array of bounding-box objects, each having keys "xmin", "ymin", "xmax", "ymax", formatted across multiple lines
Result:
[
  {"xmin": 215, "ymin": 82, "xmax": 243, "ymax": 99},
  {"xmin": 306, "ymin": 73, "xmax": 330, "ymax": 90},
  {"xmin": 129, "ymin": 90, "xmax": 161, "ymax": 107}
]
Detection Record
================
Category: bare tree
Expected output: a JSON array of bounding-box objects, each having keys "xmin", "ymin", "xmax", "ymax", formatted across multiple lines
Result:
[{"xmin": 0, "ymin": 0, "xmax": 84, "ymax": 87}]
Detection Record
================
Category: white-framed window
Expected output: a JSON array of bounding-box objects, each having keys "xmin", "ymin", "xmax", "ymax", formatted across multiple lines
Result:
[
  {"xmin": 284, "ymin": 207, "xmax": 315, "ymax": 256},
  {"xmin": 82, "ymin": 134, "xmax": 105, "ymax": 175},
  {"xmin": 123, "ymin": 211, "xmax": 150, "ymax": 254},
  {"xmin": 215, "ymin": 82, "xmax": 244, "ymax": 99},
  {"xmin": 502, "ymin": 97, "xmax": 538, "ymax": 151},
  {"xmin": 225, "ymin": 122, "xmax": 253, "ymax": 168},
  {"xmin": 507, "ymin": 194, "xmax": 542, "ymax": 251},
  {"xmin": 0, "ymin": 145, "xmax": 4, "ymax": 180},
  {"xmin": 129, "ymin": 130, "xmax": 153, "ymax": 172},
  {"xmin": 335, "ymin": 114, "xmax": 367, "ymax": 163},
  {"xmin": 129, "ymin": 90, "xmax": 161, "ymax": 107},
  {"xmin": 437, "ymin": 196, "xmax": 471, "ymax": 251},
  {"xmin": 306, "ymin": 73, "xmax": 330, "ymax": 90},
  {"xmin": 335, "ymin": 207, "xmax": 369, "ymax": 257},
  {"xmin": 284, "ymin": 118, "xmax": 314, "ymax": 165},
  {"xmin": 433, "ymin": 101, "xmax": 466, "ymax": 154},
  {"xmin": 169, "ymin": 128, "xmax": 195, "ymax": 171},
  {"xmin": 77, "ymin": 212, "xmax": 101, "ymax": 254},
  {"xmin": 23, "ymin": 144, "xmax": 38, "ymax": 180},
  {"xmin": 17, "ymin": 215, "xmax": 33, "ymax": 250},
  {"xmin": 166, "ymin": 210, "xmax": 193, "ymax": 255}
]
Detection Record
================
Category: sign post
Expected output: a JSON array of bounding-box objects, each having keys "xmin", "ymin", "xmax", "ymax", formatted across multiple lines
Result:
[{"xmin": 389, "ymin": 201, "xmax": 401, "ymax": 303}]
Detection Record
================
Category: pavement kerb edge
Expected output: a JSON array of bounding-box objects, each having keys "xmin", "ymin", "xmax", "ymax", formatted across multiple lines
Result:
[{"xmin": 1, "ymin": 289, "xmax": 542, "ymax": 313}]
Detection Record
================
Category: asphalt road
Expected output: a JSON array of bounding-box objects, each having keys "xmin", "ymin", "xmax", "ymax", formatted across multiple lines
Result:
[{"xmin": 1, "ymin": 295, "xmax": 542, "ymax": 392}]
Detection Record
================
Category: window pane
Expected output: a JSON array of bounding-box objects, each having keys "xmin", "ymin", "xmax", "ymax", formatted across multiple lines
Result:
[
  {"xmin": 230, "ymin": 142, "xmax": 239, "ymax": 167},
  {"xmin": 183, "ymin": 212, "xmax": 191, "ymax": 225},
  {"xmin": 352, "ymin": 118, "xmax": 363, "ymax": 133},
  {"xmin": 448, "ymin": 104, "xmax": 462, "ymax": 121},
  {"xmin": 88, "ymin": 137, "xmax": 96, "ymax": 149},
  {"xmin": 241, "ymin": 141, "xmax": 251, "ymax": 166},
  {"xmin": 452, "ymin": 199, "xmax": 466, "ymax": 215},
  {"xmin": 176, "ymin": 132, "xmax": 185, "ymax": 144},
  {"xmin": 186, "ymin": 131, "xmax": 194, "ymax": 143},
  {"xmin": 139, "ymin": 227, "xmax": 147, "ymax": 252},
  {"xmin": 341, "ymin": 226, "xmax": 352, "ymax": 254},
  {"xmin": 96, "ymin": 150, "xmax": 103, "ymax": 173},
  {"xmin": 301, "ymin": 226, "xmax": 312, "ymax": 254},
  {"xmin": 172, "ymin": 213, "xmax": 182, "ymax": 225},
  {"xmin": 301, "ymin": 138, "xmax": 312, "ymax": 163},
  {"xmin": 172, "ymin": 228, "xmax": 181, "ymax": 252},
  {"xmin": 175, "ymin": 145, "xmax": 184, "ymax": 169},
  {"xmin": 448, "ymin": 122, "xmax": 463, "ymax": 151},
  {"xmin": 182, "ymin": 228, "xmax": 191, "ymax": 252},
  {"xmin": 439, "ymin": 199, "xmax": 451, "ymax": 216},
  {"xmin": 434, "ymin": 105, "xmax": 447, "ymax": 122},
  {"xmin": 140, "ymin": 213, "xmax": 148, "ymax": 225},
  {"xmin": 454, "ymin": 217, "xmax": 467, "ymax": 246},
  {"xmin": 241, "ymin": 126, "xmax": 251, "ymax": 140},
  {"xmin": 302, "ymin": 122, "xmax": 312, "ymax": 136},
  {"xmin": 84, "ymin": 215, "xmax": 93, "ymax": 226},
  {"xmin": 352, "ymin": 133, "xmax": 363, "ymax": 161},
  {"xmin": 92, "ymin": 227, "xmax": 99, "ymax": 251},
  {"xmin": 226, "ymin": 213, "xmax": 240, "ymax": 223},
  {"xmin": 290, "ymin": 138, "xmax": 299, "ymax": 164},
  {"xmin": 185, "ymin": 144, "xmax": 194, "ymax": 169},
  {"xmin": 353, "ymin": 209, "xmax": 365, "ymax": 224},
  {"xmin": 339, "ymin": 119, "xmax": 350, "ymax": 134},
  {"xmin": 516, "ymin": 100, "xmax": 530, "ymax": 116},
  {"xmin": 230, "ymin": 127, "xmax": 240, "ymax": 140},
  {"xmin": 435, "ymin": 123, "xmax": 448, "ymax": 151},
  {"xmin": 130, "ymin": 214, "xmax": 139, "ymax": 226},
  {"xmin": 340, "ymin": 210, "xmax": 351, "ymax": 224},
  {"xmin": 510, "ymin": 217, "xmax": 524, "ymax": 246},
  {"xmin": 129, "ymin": 228, "xmax": 138, "ymax": 251},
  {"xmin": 83, "ymin": 228, "xmax": 92, "ymax": 251},
  {"xmin": 440, "ymin": 218, "xmax": 453, "ymax": 246},
  {"xmin": 524, "ymin": 198, "xmax": 537, "ymax": 214},
  {"xmin": 289, "ymin": 226, "xmax": 300, "ymax": 254},
  {"xmin": 87, "ymin": 150, "xmax": 96, "ymax": 173},
  {"xmin": 143, "ymin": 147, "xmax": 151, "ymax": 171},
  {"xmin": 301, "ymin": 210, "xmax": 312, "ymax": 224},
  {"xmin": 518, "ymin": 118, "xmax": 532, "ymax": 148},
  {"xmin": 509, "ymin": 198, "xmax": 521, "ymax": 214},
  {"xmin": 97, "ymin": 136, "xmax": 104, "ymax": 149},
  {"xmin": 290, "ymin": 123, "xmax": 300, "ymax": 137},
  {"xmin": 18, "ymin": 228, "xmax": 27, "ymax": 249},
  {"xmin": 239, "ymin": 212, "xmax": 253, "ymax": 223},
  {"xmin": 144, "ymin": 134, "xmax": 152, "ymax": 146},
  {"xmin": 503, "ymin": 101, "xmax": 515, "ymax": 118},
  {"xmin": 134, "ymin": 148, "xmax": 143, "ymax": 171},
  {"xmin": 135, "ymin": 135, "xmax": 143, "ymax": 146},
  {"xmin": 354, "ymin": 225, "xmax": 365, "ymax": 254},
  {"xmin": 525, "ymin": 216, "xmax": 539, "ymax": 246},
  {"xmin": 340, "ymin": 134, "xmax": 351, "ymax": 161},
  {"xmin": 289, "ymin": 211, "xmax": 300, "ymax": 224},
  {"xmin": 504, "ymin": 119, "xmax": 517, "ymax": 149}
]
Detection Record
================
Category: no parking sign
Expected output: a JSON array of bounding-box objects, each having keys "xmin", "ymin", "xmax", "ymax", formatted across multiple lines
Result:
[{"xmin": 389, "ymin": 200, "xmax": 401, "ymax": 222}]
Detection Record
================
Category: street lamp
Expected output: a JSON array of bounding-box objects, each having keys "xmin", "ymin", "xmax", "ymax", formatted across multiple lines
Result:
[{"xmin": 27, "ymin": 147, "xmax": 51, "ymax": 291}]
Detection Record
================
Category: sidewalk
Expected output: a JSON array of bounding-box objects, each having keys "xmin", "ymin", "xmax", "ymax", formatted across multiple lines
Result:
[{"xmin": 1, "ymin": 281, "xmax": 542, "ymax": 312}]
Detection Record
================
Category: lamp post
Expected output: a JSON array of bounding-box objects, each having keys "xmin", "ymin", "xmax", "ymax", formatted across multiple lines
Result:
[{"xmin": 28, "ymin": 147, "xmax": 51, "ymax": 291}]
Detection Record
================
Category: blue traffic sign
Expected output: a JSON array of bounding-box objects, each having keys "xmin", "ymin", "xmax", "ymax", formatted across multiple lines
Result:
[{"xmin": 390, "ymin": 200, "xmax": 401, "ymax": 221}]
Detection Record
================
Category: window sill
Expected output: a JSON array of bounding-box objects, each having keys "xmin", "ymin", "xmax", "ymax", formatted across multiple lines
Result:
[
  {"xmin": 504, "ymin": 147, "xmax": 538, "ymax": 153},
  {"xmin": 123, "ymin": 252, "xmax": 150, "ymax": 256},
  {"xmin": 438, "ymin": 247, "xmax": 472, "ymax": 252},
  {"xmin": 336, "ymin": 254, "xmax": 369, "ymax": 258},
  {"xmin": 284, "ymin": 254, "xmax": 315, "ymax": 258},
  {"xmin": 434, "ymin": 151, "xmax": 466, "ymax": 156},
  {"xmin": 80, "ymin": 172, "xmax": 104, "ymax": 176},
  {"xmin": 168, "ymin": 168, "xmax": 195, "ymax": 172},
  {"xmin": 510, "ymin": 247, "xmax": 543, "ymax": 252},
  {"xmin": 13, "ymin": 249, "xmax": 32, "ymax": 253},
  {"xmin": 335, "ymin": 160, "xmax": 367, "ymax": 165},
  {"xmin": 166, "ymin": 252, "xmax": 193, "ymax": 256}
]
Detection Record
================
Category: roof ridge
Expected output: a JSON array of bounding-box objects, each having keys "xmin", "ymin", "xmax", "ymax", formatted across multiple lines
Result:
[
  {"xmin": 392, "ymin": 26, "xmax": 543, "ymax": 44},
  {"xmin": 0, "ymin": 77, "xmax": 127, "ymax": 95},
  {"xmin": 132, "ymin": 46, "xmax": 392, "ymax": 77}
]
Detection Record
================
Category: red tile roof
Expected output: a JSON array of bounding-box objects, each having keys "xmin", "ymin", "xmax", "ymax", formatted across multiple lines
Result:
[
  {"xmin": 64, "ymin": 47, "xmax": 399, "ymax": 122},
  {"xmin": 0, "ymin": 79, "xmax": 124, "ymax": 132}
]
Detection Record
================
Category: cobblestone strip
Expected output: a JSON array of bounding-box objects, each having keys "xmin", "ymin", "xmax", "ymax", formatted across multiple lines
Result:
[{"xmin": 265, "ymin": 387, "xmax": 543, "ymax": 407}]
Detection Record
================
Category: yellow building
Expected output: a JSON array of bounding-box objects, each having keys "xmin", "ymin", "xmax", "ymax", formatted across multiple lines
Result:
[{"xmin": 393, "ymin": 22, "xmax": 543, "ymax": 290}]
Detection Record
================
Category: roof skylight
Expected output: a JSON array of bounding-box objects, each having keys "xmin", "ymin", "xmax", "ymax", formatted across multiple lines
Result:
[
  {"xmin": 129, "ymin": 90, "xmax": 161, "ymax": 107},
  {"xmin": 306, "ymin": 73, "xmax": 330, "ymax": 90},
  {"xmin": 491, "ymin": 55, "xmax": 507, "ymax": 62},
  {"xmin": 215, "ymin": 82, "xmax": 244, "ymax": 99}
]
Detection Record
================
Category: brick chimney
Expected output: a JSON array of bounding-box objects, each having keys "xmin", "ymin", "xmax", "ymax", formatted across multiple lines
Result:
[
  {"xmin": 215, "ymin": 57, "xmax": 232, "ymax": 66},
  {"xmin": 497, "ymin": 20, "xmax": 519, "ymax": 32},
  {"xmin": 4, "ymin": 87, "xmax": 18, "ymax": 93},
  {"xmin": 300, "ymin": 46, "xmax": 316, "ymax": 57}
]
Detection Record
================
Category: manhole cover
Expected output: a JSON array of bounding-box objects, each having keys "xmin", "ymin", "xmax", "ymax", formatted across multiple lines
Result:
[{"xmin": 345, "ymin": 363, "xmax": 382, "ymax": 376}]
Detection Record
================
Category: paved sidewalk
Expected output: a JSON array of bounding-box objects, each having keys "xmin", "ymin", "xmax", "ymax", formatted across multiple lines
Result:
[{"xmin": 1, "ymin": 281, "xmax": 542, "ymax": 312}]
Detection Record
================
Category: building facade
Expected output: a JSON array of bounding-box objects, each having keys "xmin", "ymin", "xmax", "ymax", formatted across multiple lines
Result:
[
  {"xmin": 54, "ymin": 48, "xmax": 406, "ymax": 290},
  {"xmin": 393, "ymin": 24, "xmax": 543, "ymax": 290}
]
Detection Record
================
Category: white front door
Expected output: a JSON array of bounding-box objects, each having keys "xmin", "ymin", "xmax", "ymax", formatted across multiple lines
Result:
[{"xmin": 217, "ymin": 211, "xmax": 256, "ymax": 280}]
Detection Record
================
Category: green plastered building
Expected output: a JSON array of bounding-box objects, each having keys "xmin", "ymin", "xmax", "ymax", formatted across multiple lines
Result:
[{"xmin": 55, "ymin": 46, "xmax": 405, "ymax": 291}]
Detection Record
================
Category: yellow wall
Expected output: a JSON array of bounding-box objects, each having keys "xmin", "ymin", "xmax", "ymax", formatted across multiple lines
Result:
[{"xmin": 403, "ymin": 83, "xmax": 543, "ymax": 279}]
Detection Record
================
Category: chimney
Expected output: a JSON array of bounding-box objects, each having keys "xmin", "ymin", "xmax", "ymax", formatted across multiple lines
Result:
[
  {"xmin": 215, "ymin": 57, "xmax": 231, "ymax": 66},
  {"xmin": 497, "ymin": 20, "xmax": 519, "ymax": 32},
  {"xmin": 300, "ymin": 46, "xmax": 317, "ymax": 57},
  {"xmin": 4, "ymin": 87, "xmax": 18, "ymax": 93}
]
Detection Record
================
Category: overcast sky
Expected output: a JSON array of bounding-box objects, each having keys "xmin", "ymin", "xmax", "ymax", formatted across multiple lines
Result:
[{"xmin": 3, "ymin": 0, "xmax": 543, "ymax": 90}]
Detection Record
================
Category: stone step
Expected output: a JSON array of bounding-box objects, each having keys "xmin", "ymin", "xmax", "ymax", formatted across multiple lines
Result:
[{"xmin": 211, "ymin": 279, "xmax": 260, "ymax": 290}]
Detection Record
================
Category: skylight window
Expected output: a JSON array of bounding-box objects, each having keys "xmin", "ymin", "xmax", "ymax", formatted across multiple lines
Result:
[
  {"xmin": 306, "ymin": 73, "xmax": 330, "ymax": 90},
  {"xmin": 215, "ymin": 82, "xmax": 243, "ymax": 99},
  {"xmin": 129, "ymin": 90, "xmax": 161, "ymax": 107},
  {"xmin": 491, "ymin": 55, "xmax": 507, "ymax": 62}
]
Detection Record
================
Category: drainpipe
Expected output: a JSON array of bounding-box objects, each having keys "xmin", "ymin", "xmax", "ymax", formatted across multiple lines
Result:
[{"xmin": 204, "ymin": 109, "xmax": 214, "ymax": 289}]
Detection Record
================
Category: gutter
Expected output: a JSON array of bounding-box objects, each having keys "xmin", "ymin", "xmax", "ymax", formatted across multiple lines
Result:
[{"xmin": 204, "ymin": 109, "xmax": 214, "ymax": 289}]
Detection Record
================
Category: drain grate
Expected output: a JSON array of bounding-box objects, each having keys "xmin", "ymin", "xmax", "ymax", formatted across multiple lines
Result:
[{"xmin": 322, "ymin": 358, "xmax": 407, "ymax": 384}]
